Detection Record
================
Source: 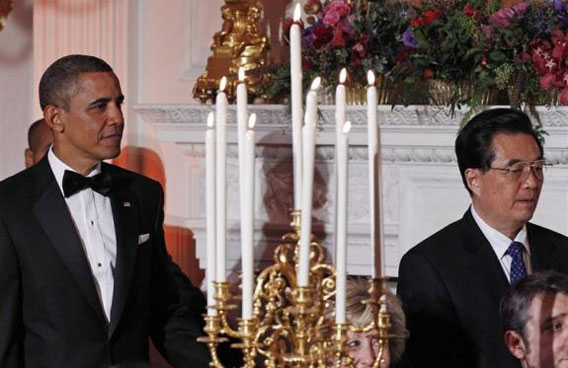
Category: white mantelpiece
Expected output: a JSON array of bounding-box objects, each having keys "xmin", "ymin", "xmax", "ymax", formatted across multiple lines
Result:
[{"xmin": 135, "ymin": 104, "xmax": 568, "ymax": 278}]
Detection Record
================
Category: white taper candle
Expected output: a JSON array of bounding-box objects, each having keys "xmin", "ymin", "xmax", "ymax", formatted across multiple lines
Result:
[
  {"xmin": 335, "ymin": 121, "xmax": 351, "ymax": 324},
  {"xmin": 216, "ymin": 77, "xmax": 228, "ymax": 282},
  {"xmin": 241, "ymin": 114, "xmax": 256, "ymax": 320},
  {"xmin": 299, "ymin": 77, "xmax": 320, "ymax": 287},
  {"xmin": 205, "ymin": 112, "xmax": 217, "ymax": 316},
  {"xmin": 291, "ymin": 3, "xmax": 303, "ymax": 211}
]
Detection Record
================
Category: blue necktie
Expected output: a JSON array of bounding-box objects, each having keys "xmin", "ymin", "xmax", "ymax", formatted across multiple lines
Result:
[{"xmin": 506, "ymin": 241, "xmax": 527, "ymax": 284}]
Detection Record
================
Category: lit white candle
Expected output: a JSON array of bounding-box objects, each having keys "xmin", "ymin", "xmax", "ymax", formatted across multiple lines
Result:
[
  {"xmin": 216, "ymin": 76, "xmax": 228, "ymax": 282},
  {"xmin": 236, "ymin": 67, "xmax": 248, "ymax": 246},
  {"xmin": 299, "ymin": 77, "xmax": 321, "ymax": 287},
  {"xmin": 242, "ymin": 114, "xmax": 256, "ymax": 320},
  {"xmin": 334, "ymin": 68, "xmax": 347, "ymax": 258},
  {"xmin": 336, "ymin": 121, "xmax": 351, "ymax": 324},
  {"xmin": 335, "ymin": 68, "xmax": 347, "ymax": 143},
  {"xmin": 205, "ymin": 112, "xmax": 217, "ymax": 316},
  {"xmin": 291, "ymin": 3, "xmax": 303, "ymax": 211},
  {"xmin": 367, "ymin": 71, "xmax": 384, "ymax": 278}
]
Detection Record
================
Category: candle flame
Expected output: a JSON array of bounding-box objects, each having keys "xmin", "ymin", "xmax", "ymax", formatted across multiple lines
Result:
[
  {"xmin": 219, "ymin": 76, "xmax": 227, "ymax": 92},
  {"xmin": 343, "ymin": 121, "xmax": 352, "ymax": 134},
  {"xmin": 339, "ymin": 68, "xmax": 347, "ymax": 84},
  {"xmin": 238, "ymin": 67, "xmax": 245, "ymax": 82},
  {"xmin": 310, "ymin": 76, "xmax": 321, "ymax": 91},
  {"xmin": 293, "ymin": 3, "xmax": 301, "ymax": 22},
  {"xmin": 207, "ymin": 112, "xmax": 215, "ymax": 128},
  {"xmin": 248, "ymin": 113, "xmax": 257, "ymax": 129},
  {"xmin": 367, "ymin": 70, "xmax": 376, "ymax": 86}
]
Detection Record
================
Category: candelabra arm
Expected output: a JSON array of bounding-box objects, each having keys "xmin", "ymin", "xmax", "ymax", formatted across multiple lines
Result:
[{"xmin": 197, "ymin": 315, "xmax": 229, "ymax": 368}]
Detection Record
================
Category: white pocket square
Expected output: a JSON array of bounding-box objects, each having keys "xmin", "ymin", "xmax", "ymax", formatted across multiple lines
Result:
[{"xmin": 137, "ymin": 233, "xmax": 150, "ymax": 245}]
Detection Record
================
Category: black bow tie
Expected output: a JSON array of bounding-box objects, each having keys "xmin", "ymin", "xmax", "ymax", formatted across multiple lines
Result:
[{"xmin": 62, "ymin": 170, "xmax": 112, "ymax": 198}]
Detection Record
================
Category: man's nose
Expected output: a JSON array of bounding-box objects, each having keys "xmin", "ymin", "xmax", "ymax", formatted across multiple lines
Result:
[
  {"xmin": 523, "ymin": 166, "xmax": 541, "ymax": 189},
  {"xmin": 108, "ymin": 103, "xmax": 124, "ymax": 126}
]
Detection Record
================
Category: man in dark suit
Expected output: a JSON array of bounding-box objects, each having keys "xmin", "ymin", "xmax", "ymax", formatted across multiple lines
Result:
[
  {"xmin": 396, "ymin": 109, "xmax": 568, "ymax": 368},
  {"xmin": 0, "ymin": 55, "xmax": 210, "ymax": 367}
]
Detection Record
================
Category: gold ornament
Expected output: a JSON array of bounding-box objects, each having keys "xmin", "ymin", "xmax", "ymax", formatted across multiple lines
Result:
[
  {"xmin": 193, "ymin": 0, "xmax": 270, "ymax": 103},
  {"xmin": 0, "ymin": 0, "xmax": 13, "ymax": 32},
  {"xmin": 199, "ymin": 211, "xmax": 393, "ymax": 368}
]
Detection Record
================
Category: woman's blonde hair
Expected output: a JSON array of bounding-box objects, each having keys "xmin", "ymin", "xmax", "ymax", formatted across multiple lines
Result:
[{"xmin": 326, "ymin": 276, "xmax": 408, "ymax": 363}]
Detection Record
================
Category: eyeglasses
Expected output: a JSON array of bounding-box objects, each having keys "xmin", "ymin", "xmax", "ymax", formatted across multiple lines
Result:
[{"xmin": 489, "ymin": 159, "xmax": 552, "ymax": 182}]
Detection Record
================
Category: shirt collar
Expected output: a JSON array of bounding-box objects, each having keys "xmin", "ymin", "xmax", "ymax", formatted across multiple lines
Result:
[
  {"xmin": 47, "ymin": 147, "xmax": 101, "ymax": 196},
  {"xmin": 471, "ymin": 204, "xmax": 530, "ymax": 259}
]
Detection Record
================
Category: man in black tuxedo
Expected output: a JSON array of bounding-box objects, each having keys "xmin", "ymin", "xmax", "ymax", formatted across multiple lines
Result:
[
  {"xmin": 396, "ymin": 109, "xmax": 568, "ymax": 368},
  {"xmin": 0, "ymin": 55, "xmax": 210, "ymax": 367}
]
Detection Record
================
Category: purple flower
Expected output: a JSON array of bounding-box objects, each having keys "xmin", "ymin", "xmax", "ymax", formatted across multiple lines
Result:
[
  {"xmin": 554, "ymin": 0, "xmax": 567, "ymax": 13},
  {"xmin": 402, "ymin": 27, "xmax": 417, "ymax": 48}
]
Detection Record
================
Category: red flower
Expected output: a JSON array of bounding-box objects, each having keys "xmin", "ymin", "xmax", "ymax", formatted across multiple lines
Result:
[
  {"xmin": 540, "ymin": 73, "xmax": 556, "ymax": 90},
  {"xmin": 463, "ymin": 4, "xmax": 480, "ymax": 19},
  {"xmin": 559, "ymin": 88, "xmax": 568, "ymax": 105},
  {"xmin": 423, "ymin": 9, "xmax": 441, "ymax": 26},
  {"xmin": 312, "ymin": 25, "xmax": 333, "ymax": 49},
  {"xmin": 410, "ymin": 17, "xmax": 423, "ymax": 28},
  {"xmin": 302, "ymin": 59, "xmax": 313, "ymax": 71},
  {"xmin": 423, "ymin": 69, "xmax": 434, "ymax": 78},
  {"xmin": 331, "ymin": 27, "xmax": 346, "ymax": 47}
]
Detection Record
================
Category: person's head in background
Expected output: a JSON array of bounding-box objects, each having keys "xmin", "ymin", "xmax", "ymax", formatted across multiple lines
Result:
[
  {"xmin": 326, "ymin": 277, "xmax": 407, "ymax": 368},
  {"xmin": 25, "ymin": 118, "xmax": 53, "ymax": 167},
  {"xmin": 501, "ymin": 270, "xmax": 568, "ymax": 368}
]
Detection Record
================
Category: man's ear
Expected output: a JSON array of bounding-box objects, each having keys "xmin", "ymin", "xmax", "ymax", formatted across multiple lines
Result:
[
  {"xmin": 504, "ymin": 330, "xmax": 527, "ymax": 360},
  {"xmin": 24, "ymin": 148, "xmax": 33, "ymax": 168},
  {"xmin": 43, "ymin": 105, "xmax": 64, "ymax": 133},
  {"xmin": 465, "ymin": 168, "xmax": 481, "ymax": 196}
]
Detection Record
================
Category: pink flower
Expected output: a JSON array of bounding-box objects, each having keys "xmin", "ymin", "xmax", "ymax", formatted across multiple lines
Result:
[
  {"xmin": 324, "ymin": 0, "xmax": 351, "ymax": 17},
  {"xmin": 323, "ymin": 10, "xmax": 341, "ymax": 25},
  {"xmin": 489, "ymin": 8, "xmax": 515, "ymax": 28},
  {"xmin": 512, "ymin": 2, "xmax": 530, "ymax": 14}
]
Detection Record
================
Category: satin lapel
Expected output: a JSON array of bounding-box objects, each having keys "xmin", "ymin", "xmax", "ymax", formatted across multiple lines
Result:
[
  {"xmin": 461, "ymin": 210, "xmax": 510, "ymax": 302},
  {"xmin": 108, "ymin": 183, "xmax": 139, "ymax": 336},
  {"xmin": 529, "ymin": 224, "xmax": 561, "ymax": 272},
  {"xmin": 33, "ymin": 180, "xmax": 107, "ymax": 324}
]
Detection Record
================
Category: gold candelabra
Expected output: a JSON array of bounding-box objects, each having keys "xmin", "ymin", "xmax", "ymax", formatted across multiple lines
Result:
[
  {"xmin": 193, "ymin": 0, "xmax": 271, "ymax": 103},
  {"xmin": 0, "ymin": 0, "xmax": 13, "ymax": 32},
  {"xmin": 199, "ymin": 211, "xmax": 393, "ymax": 368}
]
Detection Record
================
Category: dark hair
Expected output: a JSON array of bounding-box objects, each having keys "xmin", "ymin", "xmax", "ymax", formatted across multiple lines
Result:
[
  {"xmin": 27, "ymin": 118, "xmax": 47, "ymax": 149},
  {"xmin": 455, "ymin": 109, "xmax": 543, "ymax": 195},
  {"xmin": 501, "ymin": 271, "xmax": 568, "ymax": 341},
  {"xmin": 39, "ymin": 54, "xmax": 113, "ymax": 110}
]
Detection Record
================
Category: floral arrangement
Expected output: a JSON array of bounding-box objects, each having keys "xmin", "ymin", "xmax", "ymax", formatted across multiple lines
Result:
[{"xmin": 265, "ymin": 0, "xmax": 568, "ymax": 109}]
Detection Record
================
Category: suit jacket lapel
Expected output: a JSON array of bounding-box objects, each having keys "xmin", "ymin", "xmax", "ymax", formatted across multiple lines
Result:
[
  {"xmin": 528, "ymin": 223, "xmax": 561, "ymax": 272},
  {"xmin": 461, "ymin": 209, "xmax": 510, "ymax": 302},
  {"xmin": 32, "ymin": 159, "xmax": 107, "ymax": 324},
  {"xmin": 107, "ymin": 167, "xmax": 139, "ymax": 336}
]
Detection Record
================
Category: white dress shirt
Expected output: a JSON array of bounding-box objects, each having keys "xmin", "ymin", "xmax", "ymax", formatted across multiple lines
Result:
[
  {"xmin": 48, "ymin": 148, "xmax": 117, "ymax": 322},
  {"xmin": 471, "ymin": 204, "xmax": 531, "ymax": 283}
]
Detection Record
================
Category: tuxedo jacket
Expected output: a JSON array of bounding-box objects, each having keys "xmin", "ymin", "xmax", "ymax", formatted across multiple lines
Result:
[
  {"xmin": 0, "ymin": 157, "xmax": 210, "ymax": 368},
  {"xmin": 396, "ymin": 209, "xmax": 568, "ymax": 368}
]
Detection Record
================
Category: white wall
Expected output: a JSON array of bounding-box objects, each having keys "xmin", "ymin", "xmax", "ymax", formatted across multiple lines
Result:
[{"xmin": 0, "ymin": 0, "xmax": 34, "ymax": 179}]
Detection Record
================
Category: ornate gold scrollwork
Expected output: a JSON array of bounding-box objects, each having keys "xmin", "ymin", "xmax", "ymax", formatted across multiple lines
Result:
[
  {"xmin": 193, "ymin": 0, "xmax": 271, "ymax": 103},
  {"xmin": 0, "ymin": 0, "xmax": 13, "ymax": 32}
]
